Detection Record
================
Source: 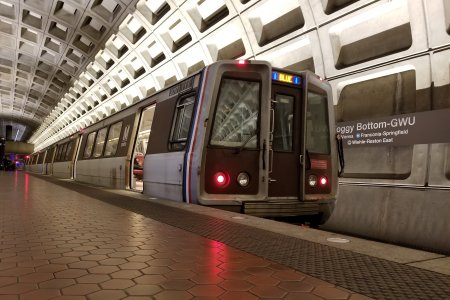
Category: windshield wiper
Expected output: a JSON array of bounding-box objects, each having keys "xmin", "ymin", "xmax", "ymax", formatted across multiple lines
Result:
[{"xmin": 234, "ymin": 130, "xmax": 257, "ymax": 154}]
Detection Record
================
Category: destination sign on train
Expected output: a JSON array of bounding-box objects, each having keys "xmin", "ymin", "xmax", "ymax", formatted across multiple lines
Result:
[{"xmin": 272, "ymin": 71, "xmax": 301, "ymax": 85}]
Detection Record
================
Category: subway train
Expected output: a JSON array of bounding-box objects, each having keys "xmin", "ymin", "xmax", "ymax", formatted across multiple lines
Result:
[{"xmin": 27, "ymin": 60, "xmax": 340, "ymax": 224}]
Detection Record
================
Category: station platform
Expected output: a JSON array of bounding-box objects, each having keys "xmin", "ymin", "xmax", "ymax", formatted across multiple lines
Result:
[{"xmin": 1, "ymin": 172, "xmax": 450, "ymax": 300}]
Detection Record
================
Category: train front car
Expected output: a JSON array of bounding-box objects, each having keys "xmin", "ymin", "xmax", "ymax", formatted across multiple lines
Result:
[{"xmin": 189, "ymin": 62, "xmax": 337, "ymax": 225}]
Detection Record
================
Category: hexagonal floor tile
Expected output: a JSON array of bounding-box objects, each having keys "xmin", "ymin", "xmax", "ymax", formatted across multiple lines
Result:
[
  {"xmin": 100, "ymin": 279, "xmax": 135, "ymax": 289},
  {"xmin": 61, "ymin": 283, "xmax": 100, "ymax": 295},
  {"xmin": 188, "ymin": 285, "xmax": 225, "ymax": 297},
  {"xmin": 219, "ymin": 279, "xmax": 254, "ymax": 291},
  {"xmin": 126, "ymin": 284, "xmax": 161, "ymax": 296}
]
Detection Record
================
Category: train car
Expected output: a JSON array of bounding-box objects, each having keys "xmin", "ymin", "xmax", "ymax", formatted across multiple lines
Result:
[
  {"xmin": 142, "ymin": 60, "xmax": 338, "ymax": 224},
  {"xmin": 43, "ymin": 145, "xmax": 56, "ymax": 175},
  {"xmin": 52, "ymin": 134, "xmax": 80, "ymax": 179},
  {"xmin": 24, "ymin": 154, "xmax": 32, "ymax": 171},
  {"xmin": 29, "ymin": 150, "xmax": 46, "ymax": 174},
  {"xmin": 73, "ymin": 68, "xmax": 190, "ymax": 190},
  {"xmin": 26, "ymin": 154, "xmax": 36, "ymax": 171},
  {"xmin": 76, "ymin": 109, "xmax": 136, "ymax": 189},
  {"xmin": 33, "ymin": 60, "xmax": 339, "ymax": 224}
]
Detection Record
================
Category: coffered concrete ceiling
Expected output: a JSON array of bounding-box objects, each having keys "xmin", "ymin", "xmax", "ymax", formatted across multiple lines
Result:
[
  {"xmin": 0, "ymin": 0, "xmax": 448, "ymax": 151},
  {"xmin": 0, "ymin": 0, "xmax": 134, "ymax": 141}
]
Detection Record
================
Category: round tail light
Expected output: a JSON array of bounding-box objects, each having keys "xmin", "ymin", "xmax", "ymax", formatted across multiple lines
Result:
[
  {"xmin": 319, "ymin": 176, "xmax": 328, "ymax": 186},
  {"xmin": 214, "ymin": 172, "xmax": 229, "ymax": 187}
]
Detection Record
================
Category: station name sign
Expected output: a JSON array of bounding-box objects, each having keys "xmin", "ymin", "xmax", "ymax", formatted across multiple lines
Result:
[{"xmin": 336, "ymin": 108, "xmax": 450, "ymax": 147}]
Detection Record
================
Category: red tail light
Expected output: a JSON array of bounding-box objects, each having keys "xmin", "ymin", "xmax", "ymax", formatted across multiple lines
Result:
[
  {"xmin": 214, "ymin": 172, "xmax": 229, "ymax": 187},
  {"xmin": 319, "ymin": 176, "xmax": 328, "ymax": 186},
  {"xmin": 217, "ymin": 174, "xmax": 225, "ymax": 184},
  {"xmin": 237, "ymin": 60, "xmax": 250, "ymax": 68}
]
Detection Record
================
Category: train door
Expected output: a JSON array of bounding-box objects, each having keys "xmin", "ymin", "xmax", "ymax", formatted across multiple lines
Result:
[
  {"xmin": 68, "ymin": 137, "xmax": 81, "ymax": 180},
  {"xmin": 268, "ymin": 83, "xmax": 306, "ymax": 201},
  {"xmin": 131, "ymin": 105, "xmax": 155, "ymax": 191},
  {"xmin": 72, "ymin": 135, "xmax": 82, "ymax": 179}
]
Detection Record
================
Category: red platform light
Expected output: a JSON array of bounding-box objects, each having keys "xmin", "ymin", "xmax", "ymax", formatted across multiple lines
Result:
[{"xmin": 319, "ymin": 176, "xmax": 328, "ymax": 186}]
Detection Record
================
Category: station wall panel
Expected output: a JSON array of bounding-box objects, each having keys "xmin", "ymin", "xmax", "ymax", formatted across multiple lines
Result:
[
  {"xmin": 151, "ymin": 60, "xmax": 181, "ymax": 89},
  {"xmin": 309, "ymin": 0, "xmax": 377, "ymax": 24},
  {"xmin": 332, "ymin": 56, "xmax": 431, "ymax": 186},
  {"xmin": 199, "ymin": 17, "xmax": 252, "ymax": 61},
  {"xmin": 180, "ymin": 0, "xmax": 237, "ymax": 36},
  {"xmin": 154, "ymin": 10, "xmax": 196, "ymax": 55},
  {"xmin": 425, "ymin": 0, "xmax": 450, "ymax": 48},
  {"xmin": 172, "ymin": 43, "xmax": 207, "ymax": 77},
  {"xmin": 240, "ymin": 0, "xmax": 315, "ymax": 56},
  {"xmin": 135, "ymin": 36, "xmax": 169, "ymax": 71},
  {"xmin": 319, "ymin": 0, "xmax": 428, "ymax": 77},
  {"xmin": 428, "ymin": 48, "xmax": 450, "ymax": 188},
  {"xmin": 255, "ymin": 31, "xmax": 324, "ymax": 76},
  {"xmin": 134, "ymin": 72, "xmax": 156, "ymax": 98}
]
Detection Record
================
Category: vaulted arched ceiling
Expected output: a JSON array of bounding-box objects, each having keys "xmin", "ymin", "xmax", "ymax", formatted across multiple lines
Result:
[
  {"xmin": 0, "ymin": 0, "xmax": 133, "ymax": 141},
  {"xmin": 0, "ymin": 0, "xmax": 448, "ymax": 153}
]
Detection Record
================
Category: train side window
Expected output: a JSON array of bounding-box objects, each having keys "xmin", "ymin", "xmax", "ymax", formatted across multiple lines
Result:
[
  {"xmin": 169, "ymin": 95, "xmax": 195, "ymax": 151},
  {"xmin": 65, "ymin": 141, "xmax": 73, "ymax": 161},
  {"xmin": 136, "ymin": 106, "xmax": 155, "ymax": 155},
  {"xmin": 47, "ymin": 147, "xmax": 55, "ymax": 163},
  {"xmin": 58, "ymin": 145, "xmax": 64, "ymax": 161},
  {"xmin": 38, "ymin": 152, "xmax": 45, "ymax": 164},
  {"xmin": 104, "ymin": 122, "xmax": 123, "ymax": 156},
  {"xmin": 210, "ymin": 78, "xmax": 260, "ymax": 149},
  {"xmin": 55, "ymin": 146, "xmax": 61, "ymax": 161},
  {"xmin": 84, "ymin": 132, "xmax": 97, "ymax": 158},
  {"xmin": 306, "ymin": 91, "xmax": 330, "ymax": 154},
  {"xmin": 273, "ymin": 94, "xmax": 294, "ymax": 152},
  {"xmin": 93, "ymin": 127, "xmax": 108, "ymax": 158},
  {"xmin": 60, "ymin": 143, "xmax": 68, "ymax": 162},
  {"xmin": 45, "ymin": 148, "xmax": 51, "ymax": 163}
]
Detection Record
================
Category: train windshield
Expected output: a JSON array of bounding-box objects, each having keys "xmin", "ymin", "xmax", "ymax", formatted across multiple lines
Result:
[
  {"xmin": 306, "ymin": 91, "xmax": 330, "ymax": 154},
  {"xmin": 210, "ymin": 78, "xmax": 260, "ymax": 149}
]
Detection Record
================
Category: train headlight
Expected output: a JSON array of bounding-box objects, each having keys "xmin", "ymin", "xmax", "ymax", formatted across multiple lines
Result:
[
  {"xmin": 237, "ymin": 172, "xmax": 250, "ymax": 187},
  {"xmin": 214, "ymin": 171, "xmax": 229, "ymax": 187},
  {"xmin": 308, "ymin": 175, "xmax": 318, "ymax": 187}
]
